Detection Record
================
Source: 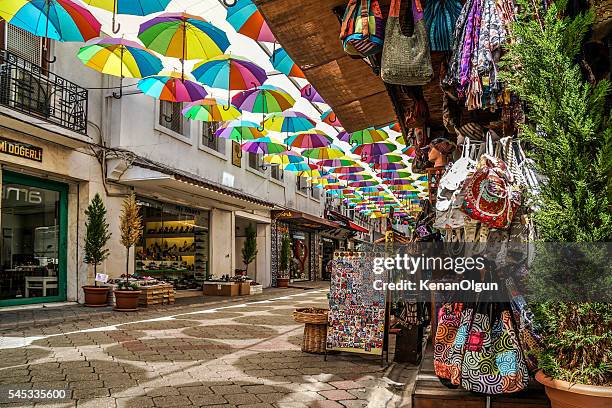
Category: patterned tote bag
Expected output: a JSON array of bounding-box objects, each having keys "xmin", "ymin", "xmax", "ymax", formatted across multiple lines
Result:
[
  {"xmin": 434, "ymin": 303, "xmax": 464, "ymax": 381},
  {"xmin": 340, "ymin": 0, "xmax": 385, "ymax": 57}
]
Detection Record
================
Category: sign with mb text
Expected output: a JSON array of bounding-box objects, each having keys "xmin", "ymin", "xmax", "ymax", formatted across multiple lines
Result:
[{"xmin": 0, "ymin": 136, "xmax": 43, "ymax": 162}]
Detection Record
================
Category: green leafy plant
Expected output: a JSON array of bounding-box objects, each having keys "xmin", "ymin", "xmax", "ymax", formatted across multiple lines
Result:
[
  {"xmin": 279, "ymin": 236, "xmax": 291, "ymax": 279},
  {"xmin": 119, "ymin": 194, "xmax": 142, "ymax": 289},
  {"xmin": 500, "ymin": 0, "xmax": 612, "ymax": 386},
  {"xmin": 83, "ymin": 193, "xmax": 111, "ymax": 287},
  {"xmin": 241, "ymin": 224, "xmax": 258, "ymax": 275},
  {"xmin": 116, "ymin": 280, "xmax": 140, "ymax": 291}
]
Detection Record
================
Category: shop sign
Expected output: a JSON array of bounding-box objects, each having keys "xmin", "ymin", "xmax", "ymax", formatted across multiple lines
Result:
[
  {"xmin": 3, "ymin": 185, "xmax": 43, "ymax": 204},
  {"xmin": 0, "ymin": 136, "xmax": 43, "ymax": 162},
  {"xmin": 274, "ymin": 210, "xmax": 294, "ymax": 219},
  {"xmin": 292, "ymin": 232, "xmax": 306, "ymax": 239}
]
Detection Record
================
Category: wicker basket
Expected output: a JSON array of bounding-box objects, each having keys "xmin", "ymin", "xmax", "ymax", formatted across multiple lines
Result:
[{"xmin": 293, "ymin": 308, "xmax": 329, "ymax": 354}]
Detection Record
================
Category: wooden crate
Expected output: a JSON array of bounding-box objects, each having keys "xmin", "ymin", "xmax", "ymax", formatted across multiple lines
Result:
[
  {"xmin": 203, "ymin": 282, "xmax": 239, "ymax": 296},
  {"xmin": 139, "ymin": 284, "xmax": 175, "ymax": 307}
]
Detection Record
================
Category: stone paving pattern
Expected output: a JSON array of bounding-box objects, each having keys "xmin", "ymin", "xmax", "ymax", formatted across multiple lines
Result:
[{"xmin": 0, "ymin": 288, "xmax": 403, "ymax": 407}]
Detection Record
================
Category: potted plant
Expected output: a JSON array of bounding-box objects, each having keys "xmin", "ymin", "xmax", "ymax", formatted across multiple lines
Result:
[
  {"xmin": 277, "ymin": 236, "xmax": 291, "ymax": 288},
  {"xmin": 82, "ymin": 193, "xmax": 111, "ymax": 307},
  {"xmin": 502, "ymin": 3, "xmax": 612, "ymax": 406},
  {"xmin": 114, "ymin": 194, "xmax": 142, "ymax": 311}
]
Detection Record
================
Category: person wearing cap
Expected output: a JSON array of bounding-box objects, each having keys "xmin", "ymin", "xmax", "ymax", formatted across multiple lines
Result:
[{"xmin": 422, "ymin": 138, "xmax": 456, "ymax": 167}]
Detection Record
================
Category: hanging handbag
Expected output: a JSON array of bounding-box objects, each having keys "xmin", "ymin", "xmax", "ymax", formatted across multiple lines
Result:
[
  {"xmin": 340, "ymin": 0, "xmax": 385, "ymax": 58},
  {"xmin": 424, "ymin": 0, "xmax": 463, "ymax": 51},
  {"xmin": 381, "ymin": 0, "xmax": 433, "ymax": 85},
  {"xmin": 434, "ymin": 303, "xmax": 464, "ymax": 381}
]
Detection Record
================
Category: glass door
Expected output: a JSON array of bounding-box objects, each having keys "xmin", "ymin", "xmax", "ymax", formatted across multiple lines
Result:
[{"xmin": 0, "ymin": 171, "xmax": 68, "ymax": 306}]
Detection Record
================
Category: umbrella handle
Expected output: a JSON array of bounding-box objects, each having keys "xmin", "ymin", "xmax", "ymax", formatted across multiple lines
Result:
[
  {"xmin": 112, "ymin": 76, "xmax": 123, "ymax": 99},
  {"xmin": 163, "ymin": 114, "xmax": 173, "ymax": 123},
  {"xmin": 223, "ymin": 0, "xmax": 237, "ymax": 6},
  {"xmin": 112, "ymin": 20, "xmax": 121, "ymax": 34},
  {"xmin": 222, "ymin": 104, "xmax": 232, "ymax": 111},
  {"xmin": 304, "ymin": 87, "xmax": 312, "ymax": 97},
  {"xmin": 43, "ymin": 53, "xmax": 57, "ymax": 64}
]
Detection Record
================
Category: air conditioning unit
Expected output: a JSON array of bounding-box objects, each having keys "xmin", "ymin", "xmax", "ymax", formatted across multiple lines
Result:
[{"xmin": 12, "ymin": 68, "xmax": 52, "ymax": 117}]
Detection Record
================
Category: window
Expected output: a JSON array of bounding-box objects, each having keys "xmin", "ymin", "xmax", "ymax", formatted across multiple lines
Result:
[
  {"xmin": 271, "ymin": 165, "xmax": 284, "ymax": 181},
  {"xmin": 311, "ymin": 186, "xmax": 320, "ymax": 200},
  {"xmin": 248, "ymin": 152, "xmax": 262, "ymax": 171},
  {"xmin": 159, "ymin": 101, "xmax": 188, "ymax": 136},
  {"xmin": 296, "ymin": 176, "xmax": 308, "ymax": 194},
  {"xmin": 4, "ymin": 24, "xmax": 45, "ymax": 65},
  {"xmin": 201, "ymin": 122, "xmax": 224, "ymax": 153}
]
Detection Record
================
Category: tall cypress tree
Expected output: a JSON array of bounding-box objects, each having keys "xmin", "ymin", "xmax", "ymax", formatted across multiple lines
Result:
[
  {"xmin": 84, "ymin": 193, "xmax": 111, "ymax": 287},
  {"xmin": 242, "ymin": 224, "xmax": 258, "ymax": 275}
]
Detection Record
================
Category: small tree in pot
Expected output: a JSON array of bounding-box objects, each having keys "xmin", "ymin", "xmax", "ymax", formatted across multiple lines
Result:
[
  {"xmin": 241, "ymin": 224, "xmax": 258, "ymax": 276},
  {"xmin": 82, "ymin": 193, "xmax": 111, "ymax": 307},
  {"xmin": 115, "ymin": 194, "xmax": 142, "ymax": 311},
  {"xmin": 277, "ymin": 236, "xmax": 291, "ymax": 288}
]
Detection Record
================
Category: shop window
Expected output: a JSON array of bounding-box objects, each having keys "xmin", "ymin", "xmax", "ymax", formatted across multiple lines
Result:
[
  {"xmin": 311, "ymin": 187, "xmax": 320, "ymax": 200},
  {"xmin": 0, "ymin": 172, "xmax": 67, "ymax": 305},
  {"xmin": 202, "ymin": 122, "xmax": 224, "ymax": 153},
  {"xmin": 248, "ymin": 152, "xmax": 262, "ymax": 171},
  {"xmin": 135, "ymin": 198, "xmax": 210, "ymax": 289},
  {"xmin": 290, "ymin": 232, "xmax": 310, "ymax": 281},
  {"xmin": 159, "ymin": 101, "xmax": 188, "ymax": 136},
  {"xmin": 271, "ymin": 165, "xmax": 283, "ymax": 181},
  {"xmin": 296, "ymin": 176, "xmax": 308, "ymax": 194}
]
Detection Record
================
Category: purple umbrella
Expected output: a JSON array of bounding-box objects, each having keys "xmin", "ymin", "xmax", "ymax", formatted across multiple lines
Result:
[
  {"xmin": 336, "ymin": 130, "xmax": 350, "ymax": 143},
  {"xmin": 351, "ymin": 142, "xmax": 396, "ymax": 158},
  {"xmin": 300, "ymin": 84, "xmax": 325, "ymax": 103}
]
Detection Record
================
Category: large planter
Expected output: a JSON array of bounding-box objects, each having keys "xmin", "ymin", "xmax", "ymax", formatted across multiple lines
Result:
[
  {"xmin": 82, "ymin": 286, "xmax": 110, "ymax": 307},
  {"xmin": 114, "ymin": 290, "xmax": 142, "ymax": 312},
  {"xmin": 277, "ymin": 277, "xmax": 290, "ymax": 288},
  {"xmin": 238, "ymin": 282, "xmax": 250, "ymax": 295},
  {"xmin": 536, "ymin": 371, "xmax": 612, "ymax": 408},
  {"xmin": 293, "ymin": 307, "xmax": 329, "ymax": 354}
]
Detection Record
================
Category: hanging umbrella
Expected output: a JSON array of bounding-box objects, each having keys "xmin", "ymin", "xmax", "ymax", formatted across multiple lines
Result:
[
  {"xmin": 383, "ymin": 179, "xmax": 414, "ymax": 185},
  {"xmin": 215, "ymin": 120, "xmax": 266, "ymax": 142},
  {"xmin": 182, "ymin": 98, "xmax": 241, "ymax": 122},
  {"xmin": 84, "ymin": 0, "xmax": 171, "ymax": 33},
  {"xmin": 364, "ymin": 153, "xmax": 404, "ymax": 164},
  {"xmin": 264, "ymin": 150, "xmax": 303, "ymax": 165},
  {"xmin": 138, "ymin": 71, "xmax": 207, "ymax": 102},
  {"xmin": 225, "ymin": 0, "xmax": 275, "ymax": 43},
  {"xmin": 1, "ymin": 0, "xmax": 101, "ymax": 62},
  {"xmin": 389, "ymin": 122, "xmax": 401, "ymax": 132},
  {"xmin": 380, "ymin": 170, "xmax": 414, "ymax": 179},
  {"xmin": 402, "ymin": 146, "xmax": 417, "ymax": 157},
  {"xmin": 351, "ymin": 142, "xmax": 396, "ymax": 158},
  {"xmin": 285, "ymin": 130, "xmax": 333, "ymax": 149},
  {"xmin": 301, "ymin": 146, "xmax": 344, "ymax": 160},
  {"xmin": 321, "ymin": 109, "xmax": 341, "ymax": 127},
  {"xmin": 338, "ymin": 173, "xmax": 373, "ymax": 181},
  {"xmin": 78, "ymin": 37, "xmax": 162, "ymax": 78},
  {"xmin": 284, "ymin": 162, "xmax": 317, "ymax": 172},
  {"xmin": 357, "ymin": 186, "xmax": 383, "ymax": 193},
  {"xmin": 349, "ymin": 128, "xmax": 388, "ymax": 145},
  {"xmin": 271, "ymin": 48, "xmax": 305, "ymax": 78},
  {"xmin": 331, "ymin": 166, "xmax": 364, "ymax": 174},
  {"xmin": 371, "ymin": 162, "xmax": 406, "ymax": 171},
  {"xmin": 232, "ymin": 85, "xmax": 295, "ymax": 129},
  {"xmin": 241, "ymin": 137, "xmax": 287, "ymax": 155},
  {"xmin": 336, "ymin": 130, "xmax": 350, "ymax": 143},
  {"xmin": 317, "ymin": 158, "xmax": 357, "ymax": 167},
  {"xmin": 138, "ymin": 12, "xmax": 230, "ymax": 78},
  {"xmin": 300, "ymin": 84, "xmax": 324, "ymax": 104},
  {"xmin": 263, "ymin": 111, "xmax": 316, "ymax": 134},
  {"xmin": 349, "ymin": 180, "xmax": 378, "ymax": 188},
  {"xmin": 191, "ymin": 54, "xmax": 267, "ymax": 104}
]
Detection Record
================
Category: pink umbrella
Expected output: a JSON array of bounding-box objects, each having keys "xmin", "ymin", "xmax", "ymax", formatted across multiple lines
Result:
[{"xmin": 300, "ymin": 84, "xmax": 325, "ymax": 103}]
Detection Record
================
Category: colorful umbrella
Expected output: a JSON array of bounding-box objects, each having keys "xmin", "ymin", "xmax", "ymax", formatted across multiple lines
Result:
[
  {"xmin": 321, "ymin": 109, "xmax": 341, "ymax": 127},
  {"xmin": 349, "ymin": 128, "xmax": 388, "ymax": 145},
  {"xmin": 396, "ymin": 134, "xmax": 407, "ymax": 145},
  {"xmin": 380, "ymin": 170, "xmax": 414, "ymax": 179},
  {"xmin": 138, "ymin": 71, "xmax": 207, "ymax": 102},
  {"xmin": 285, "ymin": 130, "xmax": 333, "ymax": 149},
  {"xmin": 84, "ymin": 0, "xmax": 171, "ymax": 33},
  {"xmin": 263, "ymin": 111, "xmax": 316, "ymax": 134},
  {"xmin": 317, "ymin": 158, "xmax": 357, "ymax": 167},
  {"xmin": 284, "ymin": 162, "xmax": 317, "ymax": 172},
  {"xmin": 264, "ymin": 150, "xmax": 303, "ymax": 165},
  {"xmin": 138, "ymin": 12, "xmax": 230, "ymax": 77},
  {"xmin": 389, "ymin": 122, "xmax": 401, "ymax": 132},
  {"xmin": 331, "ymin": 166, "xmax": 364, "ymax": 174},
  {"xmin": 241, "ymin": 137, "xmax": 287, "ymax": 154},
  {"xmin": 349, "ymin": 180, "xmax": 379, "ymax": 188},
  {"xmin": 225, "ymin": 0, "xmax": 275, "ymax": 43},
  {"xmin": 0, "ymin": 0, "xmax": 101, "ymax": 48},
  {"xmin": 402, "ymin": 146, "xmax": 417, "ymax": 157},
  {"xmin": 383, "ymin": 179, "xmax": 414, "ymax": 185},
  {"xmin": 336, "ymin": 130, "xmax": 350, "ymax": 143},
  {"xmin": 301, "ymin": 146, "xmax": 344, "ymax": 160},
  {"xmin": 371, "ymin": 162, "xmax": 406, "ymax": 171},
  {"xmin": 300, "ymin": 84, "xmax": 324, "ymax": 104},
  {"xmin": 182, "ymin": 98, "xmax": 241, "ymax": 122},
  {"xmin": 351, "ymin": 142, "xmax": 396, "ymax": 158},
  {"xmin": 232, "ymin": 85, "xmax": 295, "ymax": 128},
  {"xmin": 191, "ymin": 54, "xmax": 267, "ymax": 103},
  {"xmin": 215, "ymin": 120, "xmax": 266, "ymax": 142},
  {"xmin": 357, "ymin": 186, "xmax": 383, "ymax": 193},
  {"xmin": 77, "ymin": 37, "xmax": 162, "ymax": 79},
  {"xmin": 364, "ymin": 153, "xmax": 404, "ymax": 164},
  {"xmin": 338, "ymin": 174, "xmax": 373, "ymax": 181},
  {"xmin": 271, "ymin": 48, "xmax": 305, "ymax": 78}
]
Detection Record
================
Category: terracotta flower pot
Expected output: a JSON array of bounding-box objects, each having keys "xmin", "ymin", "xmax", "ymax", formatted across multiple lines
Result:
[
  {"xmin": 536, "ymin": 370, "xmax": 612, "ymax": 408},
  {"xmin": 82, "ymin": 286, "xmax": 110, "ymax": 307},
  {"xmin": 113, "ymin": 290, "xmax": 141, "ymax": 312},
  {"xmin": 277, "ymin": 277, "xmax": 290, "ymax": 288}
]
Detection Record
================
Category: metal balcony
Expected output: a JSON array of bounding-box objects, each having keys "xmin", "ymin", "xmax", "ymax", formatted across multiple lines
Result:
[{"xmin": 0, "ymin": 49, "xmax": 88, "ymax": 135}]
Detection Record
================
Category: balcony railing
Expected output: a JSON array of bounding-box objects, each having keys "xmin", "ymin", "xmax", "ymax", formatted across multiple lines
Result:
[{"xmin": 0, "ymin": 49, "xmax": 88, "ymax": 135}]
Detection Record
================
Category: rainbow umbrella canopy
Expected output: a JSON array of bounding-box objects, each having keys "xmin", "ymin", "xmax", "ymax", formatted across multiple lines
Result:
[
  {"xmin": 191, "ymin": 54, "xmax": 267, "ymax": 103},
  {"xmin": 77, "ymin": 37, "xmax": 162, "ymax": 78},
  {"xmin": 182, "ymin": 98, "xmax": 241, "ymax": 122},
  {"xmin": 232, "ymin": 85, "xmax": 295, "ymax": 127},
  {"xmin": 241, "ymin": 137, "xmax": 287, "ymax": 154},
  {"xmin": 349, "ymin": 128, "xmax": 388, "ymax": 145},
  {"xmin": 138, "ymin": 71, "xmax": 207, "ymax": 102},
  {"xmin": 215, "ymin": 120, "xmax": 266, "ymax": 142},
  {"xmin": 263, "ymin": 111, "xmax": 316, "ymax": 134},
  {"xmin": 84, "ymin": 0, "xmax": 171, "ymax": 33},
  {"xmin": 321, "ymin": 109, "xmax": 341, "ymax": 127},
  {"xmin": 225, "ymin": 0, "xmax": 275, "ymax": 43},
  {"xmin": 138, "ymin": 12, "xmax": 230, "ymax": 77},
  {"xmin": 271, "ymin": 48, "xmax": 305, "ymax": 79},
  {"xmin": 300, "ymin": 84, "xmax": 324, "ymax": 104},
  {"xmin": 0, "ymin": 0, "xmax": 101, "ymax": 43}
]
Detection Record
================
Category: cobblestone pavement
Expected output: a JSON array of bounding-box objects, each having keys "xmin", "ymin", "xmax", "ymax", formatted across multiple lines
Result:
[{"xmin": 0, "ymin": 289, "xmax": 405, "ymax": 408}]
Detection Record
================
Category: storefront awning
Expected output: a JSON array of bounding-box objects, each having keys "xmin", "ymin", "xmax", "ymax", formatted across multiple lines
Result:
[
  {"xmin": 326, "ymin": 210, "xmax": 369, "ymax": 234},
  {"xmin": 272, "ymin": 209, "xmax": 340, "ymax": 230}
]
